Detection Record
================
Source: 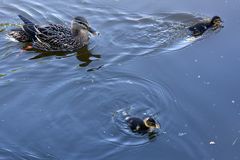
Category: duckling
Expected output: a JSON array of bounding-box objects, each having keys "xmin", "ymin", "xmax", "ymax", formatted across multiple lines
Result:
[
  {"xmin": 188, "ymin": 16, "xmax": 223, "ymax": 37},
  {"xmin": 125, "ymin": 116, "xmax": 160, "ymax": 134},
  {"xmin": 9, "ymin": 15, "xmax": 98, "ymax": 52}
]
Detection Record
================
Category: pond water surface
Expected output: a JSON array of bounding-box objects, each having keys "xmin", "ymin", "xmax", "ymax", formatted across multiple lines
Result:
[{"xmin": 0, "ymin": 0, "xmax": 240, "ymax": 160}]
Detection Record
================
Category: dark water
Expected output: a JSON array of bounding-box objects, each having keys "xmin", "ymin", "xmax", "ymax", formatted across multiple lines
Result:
[{"xmin": 0, "ymin": 0, "xmax": 240, "ymax": 159}]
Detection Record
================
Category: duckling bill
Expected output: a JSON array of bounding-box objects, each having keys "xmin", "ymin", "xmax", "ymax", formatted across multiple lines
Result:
[
  {"xmin": 9, "ymin": 15, "xmax": 98, "ymax": 52},
  {"xmin": 125, "ymin": 116, "xmax": 160, "ymax": 134},
  {"xmin": 188, "ymin": 16, "xmax": 223, "ymax": 37}
]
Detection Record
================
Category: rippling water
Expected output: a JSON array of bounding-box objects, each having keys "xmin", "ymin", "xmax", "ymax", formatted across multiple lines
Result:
[{"xmin": 0, "ymin": 0, "xmax": 240, "ymax": 160}]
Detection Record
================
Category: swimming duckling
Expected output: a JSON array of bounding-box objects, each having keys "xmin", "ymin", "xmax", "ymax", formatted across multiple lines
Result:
[
  {"xmin": 125, "ymin": 116, "xmax": 160, "ymax": 134},
  {"xmin": 9, "ymin": 15, "xmax": 98, "ymax": 52},
  {"xmin": 188, "ymin": 16, "xmax": 223, "ymax": 37}
]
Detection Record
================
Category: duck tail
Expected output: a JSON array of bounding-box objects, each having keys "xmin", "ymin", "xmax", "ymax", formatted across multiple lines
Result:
[{"xmin": 18, "ymin": 15, "xmax": 34, "ymax": 25}]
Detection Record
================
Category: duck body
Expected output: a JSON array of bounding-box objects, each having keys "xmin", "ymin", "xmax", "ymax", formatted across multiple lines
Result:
[
  {"xmin": 9, "ymin": 15, "xmax": 97, "ymax": 52},
  {"xmin": 188, "ymin": 16, "xmax": 223, "ymax": 37},
  {"xmin": 126, "ymin": 117, "xmax": 149, "ymax": 134},
  {"xmin": 9, "ymin": 28, "xmax": 31, "ymax": 42},
  {"xmin": 188, "ymin": 22, "xmax": 211, "ymax": 37},
  {"xmin": 31, "ymin": 24, "xmax": 83, "ymax": 51},
  {"xmin": 125, "ymin": 116, "xmax": 160, "ymax": 134}
]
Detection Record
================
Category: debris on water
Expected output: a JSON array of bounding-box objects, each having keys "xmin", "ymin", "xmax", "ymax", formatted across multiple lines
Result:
[
  {"xmin": 232, "ymin": 100, "xmax": 235, "ymax": 104},
  {"xmin": 0, "ymin": 74, "xmax": 6, "ymax": 77},
  {"xmin": 197, "ymin": 75, "xmax": 201, "ymax": 79},
  {"xmin": 232, "ymin": 137, "xmax": 238, "ymax": 146},
  {"xmin": 0, "ymin": 23, "xmax": 22, "ymax": 33},
  {"xmin": 178, "ymin": 132, "xmax": 187, "ymax": 137},
  {"xmin": 209, "ymin": 141, "xmax": 216, "ymax": 145}
]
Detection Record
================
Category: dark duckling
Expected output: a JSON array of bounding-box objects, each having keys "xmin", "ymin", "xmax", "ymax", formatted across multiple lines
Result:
[
  {"xmin": 9, "ymin": 15, "xmax": 98, "ymax": 52},
  {"xmin": 125, "ymin": 116, "xmax": 160, "ymax": 134},
  {"xmin": 188, "ymin": 16, "xmax": 223, "ymax": 37}
]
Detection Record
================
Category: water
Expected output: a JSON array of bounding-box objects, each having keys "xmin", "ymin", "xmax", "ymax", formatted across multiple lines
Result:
[{"xmin": 0, "ymin": 0, "xmax": 240, "ymax": 159}]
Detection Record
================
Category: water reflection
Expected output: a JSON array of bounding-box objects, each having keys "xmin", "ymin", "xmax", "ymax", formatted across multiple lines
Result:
[
  {"xmin": 76, "ymin": 47, "xmax": 101, "ymax": 67},
  {"xmin": 28, "ymin": 46, "xmax": 101, "ymax": 69}
]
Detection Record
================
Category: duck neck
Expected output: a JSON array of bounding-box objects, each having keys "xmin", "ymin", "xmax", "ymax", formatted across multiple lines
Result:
[{"xmin": 72, "ymin": 29, "xmax": 89, "ymax": 43}]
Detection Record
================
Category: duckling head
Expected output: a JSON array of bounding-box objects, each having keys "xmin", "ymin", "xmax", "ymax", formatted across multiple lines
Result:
[
  {"xmin": 210, "ymin": 16, "xmax": 223, "ymax": 29},
  {"xmin": 71, "ymin": 16, "xmax": 98, "ymax": 38},
  {"xmin": 143, "ymin": 117, "xmax": 160, "ymax": 131}
]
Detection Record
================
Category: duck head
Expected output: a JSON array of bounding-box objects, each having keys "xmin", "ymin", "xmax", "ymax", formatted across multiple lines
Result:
[
  {"xmin": 210, "ymin": 16, "xmax": 223, "ymax": 29},
  {"xmin": 143, "ymin": 117, "xmax": 160, "ymax": 132},
  {"xmin": 71, "ymin": 16, "xmax": 98, "ymax": 39}
]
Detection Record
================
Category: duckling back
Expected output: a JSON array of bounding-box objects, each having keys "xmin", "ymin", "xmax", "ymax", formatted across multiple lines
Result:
[{"xmin": 126, "ymin": 117, "xmax": 149, "ymax": 134}]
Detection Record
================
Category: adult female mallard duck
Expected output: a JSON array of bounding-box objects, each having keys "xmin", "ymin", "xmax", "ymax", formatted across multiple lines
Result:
[
  {"xmin": 189, "ymin": 16, "xmax": 223, "ymax": 37},
  {"xmin": 125, "ymin": 116, "xmax": 160, "ymax": 134},
  {"xmin": 9, "ymin": 15, "xmax": 98, "ymax": 52}
]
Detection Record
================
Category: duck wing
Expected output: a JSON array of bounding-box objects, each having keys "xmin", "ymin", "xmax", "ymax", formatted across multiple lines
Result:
[
  {"xmin": 18, "ymin": 15, "xmax": 38, "ymax": 40},
  {"xmin": 18, "ymin": 15, "xmax": 34, "ymax": 25},
  {"xmin": 33, "ymin": 24, "xmax": 76, "ymax": 51}
]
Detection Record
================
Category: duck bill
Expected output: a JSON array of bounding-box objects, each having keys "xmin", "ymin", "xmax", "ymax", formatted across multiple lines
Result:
[{"xmin": 88, "ymin": 27, "xmax": 99, "ymax": 36}]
